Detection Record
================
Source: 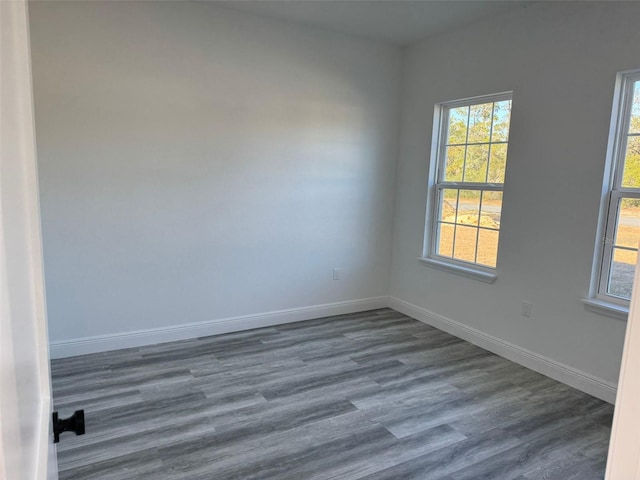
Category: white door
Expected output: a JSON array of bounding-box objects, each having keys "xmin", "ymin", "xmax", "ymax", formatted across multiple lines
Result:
[
  {"xmin": 606, "ymin": 252, "xmax": 640, "ymax": 477},
  {"xmin": 0, "ymin": 0, "xmax": 58, "ymax": 479}
]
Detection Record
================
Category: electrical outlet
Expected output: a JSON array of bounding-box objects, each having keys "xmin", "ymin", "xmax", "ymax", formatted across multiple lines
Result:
[
  {"xmin": 521, "ymin": 302, "xmax": 532, "ymax": 318},
  {"xmin": 333, "ymin": 268, "xmax": 340, "ymax": 280}
]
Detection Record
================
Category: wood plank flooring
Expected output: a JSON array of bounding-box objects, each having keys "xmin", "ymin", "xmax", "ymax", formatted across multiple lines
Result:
[{"xmin": 51, "ymin": 309, "xmax": 613, "ymax": 479}]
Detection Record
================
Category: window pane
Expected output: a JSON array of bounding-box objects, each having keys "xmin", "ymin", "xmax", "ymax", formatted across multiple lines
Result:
[
  {"xmin": 480, "ymin": 191, "xmax": 502, "ymax": 228},
  {"xmin": 432, "ymin": 94, "xmax": 511, "ymax": 271},
  {"xmin": 487, "ymin": 143, "xmax": 508, "ymax": 184},
  {"xmin": 447, "ymin": 106, "xmax": 469, "ymax": 145},
  {"xmin": 467, "ymin": 103, "xmax": 493, "ymax": 143},
  {"xmin": 608, "ymin": 247, "xmax": 637, "ymax": 300},
  {"xmin": 457, "ymin": 190, "xmax": 480, "ymax": 226},
  {"xmin": 622, "ymin": 136, "xmax": 640, "ymax": 188},
  {"xmin": 453, "ymin": 225, "xmax": 478, "ymax": 263},
  {"xmin": 444, "ymin": 146, "xmax": 465, "ymax": 182},
  {"xmin": 491, "ymin": 100, "xmax": 512, "ymax": 142},
  {"xmin": 437, "ymin": 223, "xmax": 455, "ymax": 257},
  {"xmin": 463, "ymin": 144, "xmax": 489, "ymax": 182},
  {"xmin": 630, "ymin": 81, "xmax": 639, "ymax": 135},
  {"xmin": 615, "ymin": 198, "xmax": 640, "ymax": 249},
  {"xmin": 477, "ymin": 229, "xmax": 499, "ymax": 267},
  {"xmin": 440, "ymin": 189, "xmax": 459, "ymax": 222}
]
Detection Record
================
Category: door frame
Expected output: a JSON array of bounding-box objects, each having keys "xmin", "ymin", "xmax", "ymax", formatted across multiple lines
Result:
[
  {"xmin": 0, "ymin": 0, "xmax": 57, "ymax": 478},
  {"xmin": 606, "ymin": 251, "xmax": 640, "ymax": 478}
]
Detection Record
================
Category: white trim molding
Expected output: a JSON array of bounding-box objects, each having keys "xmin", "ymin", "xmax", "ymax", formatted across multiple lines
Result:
[
  {"xmin": 418, "ymin": 256, "xmax": 497, "ymax": 283},
  {"xmin": 388, "ymin": 296, "xmax": 617, "ymax": 404},
  {"xmin": 49, "ymin": 294, "xmax": 618, "ymax": 405},
  {"xmin": 581, "ymin": 298, "xmax": 628, "ymax": 321},
  {"xmin": 49, "ymin": 297, "xmax": 388, "ymax": 359}
]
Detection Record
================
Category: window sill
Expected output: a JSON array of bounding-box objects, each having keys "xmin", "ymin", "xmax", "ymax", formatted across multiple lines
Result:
[
  {"xmin": 581, "ymin": 298, "xmax": 628, "ymax": 320},
  {"xmin": 418, "ymin": 257, "xmax": 497, "ymax": 284}
]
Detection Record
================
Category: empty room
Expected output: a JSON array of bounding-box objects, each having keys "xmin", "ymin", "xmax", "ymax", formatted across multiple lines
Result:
[{"xmin": 3, "ymin": 0, "xmax": 640, "ymax": 479}]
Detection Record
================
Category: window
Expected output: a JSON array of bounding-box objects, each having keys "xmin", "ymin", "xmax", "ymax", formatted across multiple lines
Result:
[
  {"xmin": 592, "ymin": 71, "xmax": 640, "ymax": 309},
  {"xmin": 422, "ymin": 93, "xmax": 512, "ymax": 280}
]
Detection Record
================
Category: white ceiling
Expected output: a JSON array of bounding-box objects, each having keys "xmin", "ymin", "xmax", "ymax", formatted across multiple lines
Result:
[{"xmin": 207, "ymin": 1, "xmax": 529, "ymax": 46}]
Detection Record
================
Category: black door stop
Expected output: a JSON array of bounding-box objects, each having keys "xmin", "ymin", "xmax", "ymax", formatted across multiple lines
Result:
[{"xmin": 53, "ymin": 410, "xmax": 85, "ymax": 443}]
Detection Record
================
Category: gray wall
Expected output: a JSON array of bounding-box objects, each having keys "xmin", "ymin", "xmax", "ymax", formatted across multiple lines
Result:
[
  {"xmin": 29, "ymin": 1, "xmax": 401, "ymax": 344},
  {"xmin": 389, "ymin": 2, "xmax": 640, "ymax": 386},
  {"xmin": 30, "ymin": 0, "xmax": 640, "ymax": 388}
]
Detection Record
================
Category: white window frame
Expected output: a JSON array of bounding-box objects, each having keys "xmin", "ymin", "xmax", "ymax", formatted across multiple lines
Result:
[
  {"xmin": 585, "ymin": 70, "xmax": 640, "ymax": 319},
  {"xmin": 420, "ymin": 91, "xmax": 513, "ymax": 283}
]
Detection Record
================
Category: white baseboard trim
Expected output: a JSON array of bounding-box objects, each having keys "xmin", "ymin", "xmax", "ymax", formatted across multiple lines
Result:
[
  {"xmin": 49, "ymin": 294, "xmax": 618, "ymax": 404},
  {"xmin": 388, "ymin": 296, "xmax": 617, "ymax": 404},
  {"xmin": 49, "ymin": 296, "xmax": 389, "ymax": 359}
]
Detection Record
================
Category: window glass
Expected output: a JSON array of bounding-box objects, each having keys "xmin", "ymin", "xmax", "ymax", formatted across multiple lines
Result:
[
  {"xmin": 428, "ymin": 95, "xmax": 512, "ymax": 270},
  {"xmin": 595, "ymin": 73, "xmax": 640, "ymax": 304}
]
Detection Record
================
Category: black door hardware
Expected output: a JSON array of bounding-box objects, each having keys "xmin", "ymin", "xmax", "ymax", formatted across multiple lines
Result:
[{"xmin": 53, "ymin": 409, "xmax": 85, "ymax": 443}]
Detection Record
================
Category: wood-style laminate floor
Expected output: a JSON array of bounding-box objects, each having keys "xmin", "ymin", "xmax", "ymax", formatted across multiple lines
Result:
[{"xmin": 51, "ymin": 309, "xmax": 613, "ymax": 480}]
